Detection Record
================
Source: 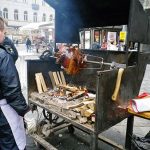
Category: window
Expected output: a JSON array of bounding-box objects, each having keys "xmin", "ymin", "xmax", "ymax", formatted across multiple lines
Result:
[
  {"xmin": 33, "ymin": 0, "xmax": 37, "ymax": 4},
  {"xmin": 3, "ymin": 8, "xmax": 8, "ymax": 19},
  {"xmin": 33, "ymin": 12, "xmax": 37, "ymax": 22},
  {"xmin": 42, "ymin": 13, "xmax": 46, "ymax": 22},
  {"xmin": 14, "ymin": 10, "xmax": 19, "ymax": 20},
  {"xmin": 49, "ymin": 14, "xmax": 53, "ymax": 21},
  {"xmin": 24, "ymin": 11, "xmax": 28, "ymax": 21}
]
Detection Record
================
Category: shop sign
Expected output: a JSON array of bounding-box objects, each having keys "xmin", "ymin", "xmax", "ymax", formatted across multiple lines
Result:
[{"xmin": 119, "ymin": 31, "xmax": 127, "ymax": 41}]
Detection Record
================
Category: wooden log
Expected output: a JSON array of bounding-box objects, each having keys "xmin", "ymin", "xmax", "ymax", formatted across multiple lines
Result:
[
  {"xmin": 67, "ymin": 100, "xmax": 95, "ymax": 109},
  {"xmin": 67, "ymin": 103, "xmax": 84, "ymax": 110},
  {"xmin": 87, "ymin": 103, "xmax": 95, "ymax": 111},
  {"xmin": 84, "ymin": 109, "xmax": 94, "ymax": 117},
  {"xmin": 67, "ymin": 91, "xmax": 85, "ymax": 101},
  {"xmin": 79, "ymin": 105, "xmax": 89, "ymax": 117},
  {"xmin": 77, "ymin": 116, "xmax": 88, "ymax": 124},
  {"xmin": 57, "ymin": 84, "xmax": 78, "ymax": 92},
  {"xmin": 67, "ymin": 110, "xmax": 77, "ymax": 119}
]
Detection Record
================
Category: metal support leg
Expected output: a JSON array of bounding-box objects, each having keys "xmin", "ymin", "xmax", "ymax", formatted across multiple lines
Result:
[
  {"xmin": 90, "ymin": 132, "xmax": 98, "ymax": 150},
  {"xmin": 43, "ymin": 109, "xmax": 53, "ymax": 124},
  {"xmin": 125, "ymin": 115, "xmax": 134, "ymax": 150}
]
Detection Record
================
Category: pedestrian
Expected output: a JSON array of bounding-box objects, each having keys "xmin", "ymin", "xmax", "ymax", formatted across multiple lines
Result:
[
  {"xmin": 2, "ymin": 33, "xmax": 18, "ymax": 63},
  {"xmin": 26, "ymin": 38, "xmax": 31, "ymax": 52},
  {"xmin": 35, "ymin": 39, "xmax": 40, "ymax": 53},
  {"xmin": 0, "ymin": 17, "xmax": 30, "ymax": 150},
  {"xmin": 92, "ymin": 41, "xmax": 101, "ymax": 50}
]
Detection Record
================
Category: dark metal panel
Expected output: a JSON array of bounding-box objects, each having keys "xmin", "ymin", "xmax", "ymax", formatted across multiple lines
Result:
[
  {"xmin": 27, "ymin": 59, "xmax": 61, "ymax": 95},
  {"xmin": 26, "ymin": 51, "xmax": 138, "ymax": 94},
  {"xmin": 96, "ymin": 66, "xmax": 139, "ymax": 132},
  {"xmin": 147, "ymin": 18, "xmax": 150, "ymax": 42},
  {"xmin": 128, "ymin": 0, "xmax": 149, "ymax": 43},
  {"xmin": 95, "ymin": 51, "xmax": 149, "ymax": 133}
]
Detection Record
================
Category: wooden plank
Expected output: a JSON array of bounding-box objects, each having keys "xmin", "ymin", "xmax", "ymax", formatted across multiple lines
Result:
[
  {"xmin": 30, "ymin": 134, "xmax": 57, "ymax": 150},
  {"xmin": 53, "ymin": 72, "xmax": 59, "ymax": 85},
  {"xmin": 39, "ymin": 73, "xmax": 48, "ymax": 92},
  {"xmin": 35, "ymin": 73, "xmax": 43, "ymax": 94},
  {"xmin": 57, "ymin": 71, "xmax": 63, "ymax": 85},
  {"xmin": 60, "ymin": 71, "xmax": 66, "ymax": 85},
  {"xmin": 67, "ymin": 100, "xmax": 95, "ymax": 109},
  {"xmin": 48, "ymin": 71, "xmax": 56, "ymax": 89}
]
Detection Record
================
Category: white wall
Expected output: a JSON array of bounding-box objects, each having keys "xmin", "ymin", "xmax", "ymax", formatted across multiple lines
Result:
[{"xmin": 0, "ymin": 0, "xmax": 55, "ymax": 27}]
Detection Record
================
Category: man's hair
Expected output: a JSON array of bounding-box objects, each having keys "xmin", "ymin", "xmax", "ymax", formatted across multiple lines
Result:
[{"xmin": 0, "ymin": 17, "xmax": 5, "ymax": 31}]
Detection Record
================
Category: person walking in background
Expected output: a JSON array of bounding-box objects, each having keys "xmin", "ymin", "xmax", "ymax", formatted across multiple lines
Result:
[
  {"xmin": 35, "ymin": 39, "xmax": 40, "ymax": 53},
  {"xmin": 0, "ymin": 17, "xmax": 30, "ymax": 150},
  {"xmin": 26, "ymin": 38, "xmax": 31, "ymax": 52},
  {"xmin": 2, "ymin": 33, "xmax": 18, "ymax": 63},
  {"xmin": 92, "ymin": 41, "xmax": 101, "ymax": 50}
]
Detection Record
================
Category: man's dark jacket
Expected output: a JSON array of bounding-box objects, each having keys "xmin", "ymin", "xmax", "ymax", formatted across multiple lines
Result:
[
  {"xmin": 2, "ymin": 37, "xmax": 18, "ymax": 63},
  {"xmin": 0, "ymin": 45, "xmax": 29, "ymax": 126}
]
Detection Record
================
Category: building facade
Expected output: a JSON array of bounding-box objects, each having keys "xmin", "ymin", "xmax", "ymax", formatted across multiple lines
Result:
[{"xmin": 0, "ymin": 0, "xmax": 55, "ymax": 40}]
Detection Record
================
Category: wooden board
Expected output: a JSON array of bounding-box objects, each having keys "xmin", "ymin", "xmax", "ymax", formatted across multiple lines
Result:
[
  {"xmin": 53, "ymin": 72, "xmax": 60, "ymax": 85},
  {"xmin": 60, "ymin": 71, "xmax": 66, "ymax": 85},
  {"xmin": 39, "ymin": 73, "xmax": 48, "ymax": 92},
  {"xmin": 57, "ymin": 71, "xmax": 63, "ymax": 85},
  {"xmin": 48, "ymin": 71, "xmax": 56, "ymax": 89},
  {"xmin": 35, "ymin": 73, "xmax": 48, "ymax": 93},
  {"xmin": 35, "ymin": 73, "xmax": 43, "ymax": 94}
]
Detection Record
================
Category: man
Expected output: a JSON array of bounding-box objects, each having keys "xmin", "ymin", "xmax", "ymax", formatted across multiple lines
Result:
[
  {"xmin": 0, "ymin": 17, "xmax": 29, "ymax": 149},
  {"xmin": 26, "ymin": 38, "xmax": 31, "ymax": 52},
  {"xmin": 92, "ymin": 41, "xmax": 101, "ymax": 50},
  {"xmin": 2, "ymin": 34, "xmax": 18, "ymax": 63}
]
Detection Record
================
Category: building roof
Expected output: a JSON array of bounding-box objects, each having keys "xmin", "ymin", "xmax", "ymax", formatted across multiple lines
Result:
[{"xmin": 19, "ymin": 22, "xmax": 53, "ymax": 31}]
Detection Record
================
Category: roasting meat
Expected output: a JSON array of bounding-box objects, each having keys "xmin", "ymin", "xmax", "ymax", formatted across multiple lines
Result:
[{"xmin": 56, "ymin": 47, "xmax": 86, "ymax": 75}]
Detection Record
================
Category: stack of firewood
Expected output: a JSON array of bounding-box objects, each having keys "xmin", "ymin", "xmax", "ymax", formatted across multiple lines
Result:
[
  {"xmin": 35, "ymin": 71, "xmax": 96, "ymax": 124},
  {"xmin": 66, "ymin": 98, "xmax": 95, "ymax": 124}
]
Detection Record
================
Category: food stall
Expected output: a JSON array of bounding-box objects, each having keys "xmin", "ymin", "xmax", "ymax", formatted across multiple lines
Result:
[{"xmin": 27, "ymin": 0, "xmax": 150, "ymax": 149}]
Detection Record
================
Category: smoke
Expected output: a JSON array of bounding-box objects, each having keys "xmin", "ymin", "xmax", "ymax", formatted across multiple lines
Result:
[{"xmin": 45, "ymin": 0, "xmax": 83, "ymax": 43}]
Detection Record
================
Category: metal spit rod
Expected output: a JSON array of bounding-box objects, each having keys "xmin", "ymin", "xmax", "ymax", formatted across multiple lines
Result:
[
  {"xmin": 86, "ymin": 60, "xmax": 111, "ymax": 66},
  {"xmin": 86, "ymin": 60, "xmax": 126, "ymax": 69}
]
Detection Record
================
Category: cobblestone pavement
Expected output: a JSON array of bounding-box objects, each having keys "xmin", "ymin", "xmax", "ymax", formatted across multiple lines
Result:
[{"xmin": 15, "ymin": 46, "xmax": 150, "ymax": 150}]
